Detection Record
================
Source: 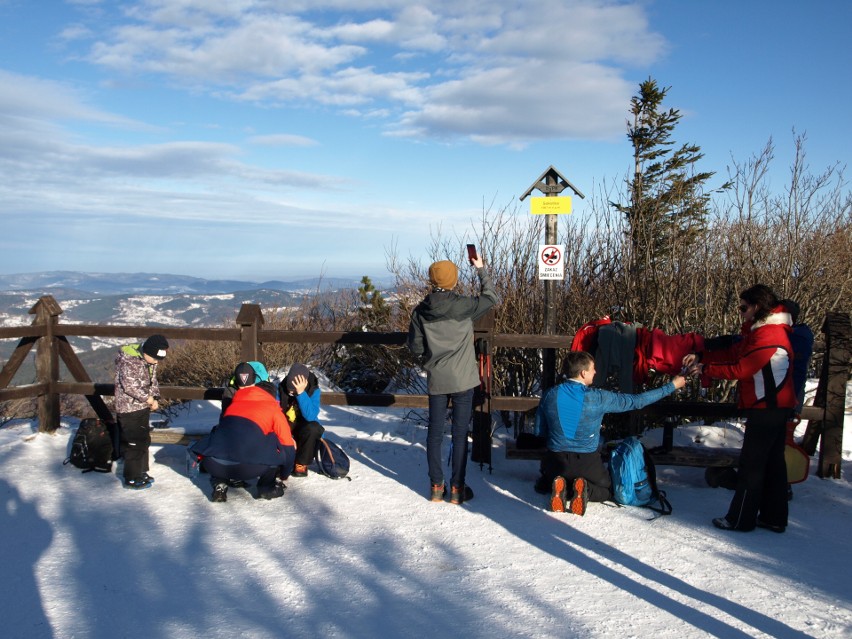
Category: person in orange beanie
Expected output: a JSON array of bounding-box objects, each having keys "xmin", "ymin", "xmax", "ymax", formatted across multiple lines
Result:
[{"xmin": 408, "ymin": 252, "xmax": 498, "ymax": 504}]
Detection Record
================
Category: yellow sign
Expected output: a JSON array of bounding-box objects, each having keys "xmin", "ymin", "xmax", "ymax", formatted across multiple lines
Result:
[{"xmin": 530, "ymin": 196, "xmax": 572, "ymax": 215}]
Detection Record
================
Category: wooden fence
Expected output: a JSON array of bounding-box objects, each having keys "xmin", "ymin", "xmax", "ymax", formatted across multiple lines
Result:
[{"xmin": 1, "ymin": 295, "xmax": 849, "ymax": 478}]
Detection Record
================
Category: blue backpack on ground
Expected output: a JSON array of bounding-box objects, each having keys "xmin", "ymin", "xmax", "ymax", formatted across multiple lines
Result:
[
  {"xmin": 609, "ymin": 436, "xmax": 671, "ymax": 517},
  {"xmin": 315, "ymin": 438, "xmax": 351, "ymax": 480}
]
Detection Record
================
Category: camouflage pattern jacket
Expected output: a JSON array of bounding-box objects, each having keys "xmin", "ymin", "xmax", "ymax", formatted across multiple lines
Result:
[{"xmin": 114, "ymin": 344, "xmax": 160, "ymax": 414}]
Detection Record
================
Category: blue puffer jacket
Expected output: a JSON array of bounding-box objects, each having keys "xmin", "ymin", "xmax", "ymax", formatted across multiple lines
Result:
[{"xmin": 535, "ymin": 380, "xmax": 676, "ymax": 453}]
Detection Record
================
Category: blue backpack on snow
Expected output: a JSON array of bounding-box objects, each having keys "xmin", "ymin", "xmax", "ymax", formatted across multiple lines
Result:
[{"xmin": 609, "ymin": 436, "xmax": 671, "ymax": 518}]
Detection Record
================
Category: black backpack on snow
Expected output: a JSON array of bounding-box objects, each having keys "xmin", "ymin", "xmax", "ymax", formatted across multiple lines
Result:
[
  {"xmin": 64, "ymin": 418, "xmax": 114, "ymax": 473},
  {"xmin": 314, "ymin": 438, "xmax": 351, "ymax": 480}
]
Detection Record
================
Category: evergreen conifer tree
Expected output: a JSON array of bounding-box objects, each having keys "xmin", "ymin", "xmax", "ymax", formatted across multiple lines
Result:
[{"xmin": 611, "ymin": 78, "xmax": 724, "ymax": 318}]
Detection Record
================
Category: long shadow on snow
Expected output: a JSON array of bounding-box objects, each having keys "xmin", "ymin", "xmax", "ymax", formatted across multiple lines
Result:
[
  {"xmin": 350, "ymin": 428, "xmax": 818, "ymax": 639},
  {"xmin": 0, "ymin": 429, "xmax": 568, "ymax": 639},
  {"xmin": 0, "ymin": 477, "xmax": 54, "ymax": 639}
]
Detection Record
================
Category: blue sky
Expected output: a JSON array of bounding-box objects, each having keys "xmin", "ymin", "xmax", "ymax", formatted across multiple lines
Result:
[{"xmin": 0, "ymin": 0, "xmax": 849, "ymax": 282}]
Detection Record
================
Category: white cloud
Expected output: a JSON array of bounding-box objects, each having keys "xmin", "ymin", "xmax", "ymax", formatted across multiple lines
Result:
[
  {"xmin": 88, "ymin": 13, "xmax": 365, "ymax": 80},
  {"xmin": 394, "ymin": 60, "xmax": 632, "ymax": 146},
  {"xmin": 0, "ymin": 70, "xmax": 143, "ymax": 127},
  {"xmin": 0, "ymin": 122, "xmax": 348, "ymax": 227},
  {"xmin": 71, "ymin": 0, "xmax": 666, "ymax": 145},
  {"xmin": 247, "ymin": 133, "xmax": 319, "ymax": 147}
]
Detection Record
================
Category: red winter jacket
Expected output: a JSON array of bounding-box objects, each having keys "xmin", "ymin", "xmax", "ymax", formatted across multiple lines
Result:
[{"xmin": 701, "ymin": 307, "xmax": 797, "ymax": 410}]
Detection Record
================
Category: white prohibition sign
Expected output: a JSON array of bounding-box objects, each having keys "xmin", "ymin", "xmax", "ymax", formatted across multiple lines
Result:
[{"xmin": 541, "ymin": 246, "xmax": 561, "ymax": 265}]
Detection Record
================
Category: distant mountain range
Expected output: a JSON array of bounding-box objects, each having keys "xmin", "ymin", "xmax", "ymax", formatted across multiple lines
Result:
[
  {"xmin": 0, "ymin": 271, "xmax": 368, "ymax": 329},
  {"xmin": 0, "ymin": 271, "xmax": 361, "ymax": 296}
]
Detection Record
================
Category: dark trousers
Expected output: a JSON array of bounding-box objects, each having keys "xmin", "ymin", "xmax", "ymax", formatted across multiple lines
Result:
[
  {"xmin": 118, "ymin": 408, "xmax": 151, "ymax": 481},
  {"xmin": 291, "ymin": 419, "xmax": 324, "ymax": 466},
  {"xmin": 726, "ymin": 409, "xmax": 789, "ymax": 531},
  {"xmin": 203, "ymin": 458, "xmax": 279, "ymax": 490},
  {"xmin": 427, "ymin": 388, "xmax": 474, "ymax": 488},
  {"xmin": 540, "ymin": 450, "xmax": 612, "ymax": 502}
]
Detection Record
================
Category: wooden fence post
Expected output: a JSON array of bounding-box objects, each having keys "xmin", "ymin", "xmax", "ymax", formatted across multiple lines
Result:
[
  {"xmin": 31, "ymin": 296, "xmax": 62, "ymax": 433},
  {"xmin": 236, "ymin": 304, "xmax": 264, "ymax": 363},
  {"xmin": 810, "ymin": 312, "xmax": 851, "ymax": 479}
]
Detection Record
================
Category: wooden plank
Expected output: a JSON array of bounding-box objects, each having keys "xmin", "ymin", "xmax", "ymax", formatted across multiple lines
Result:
[
  {"xmin": 492, "ymin": 396, "xmax": 539, "ymax": 411},
  {"xmin": 0, "ymin": 383, "xmax": 48, "ymax": 401},
  {"xmin": 492, "ymin": 333, "xmax": 568, "ymax": 349},
  {"xmin": 54, "ymin": 325, "xmax": 241, "ymax": 341},
  {"xmin": 0, "ymin": 336, "xmax": 37, "ymax": 388},
  {"xmin": 51, "ymin": 380, "xmax": 827, "ymax": 424},
  {"xmin": 322, "ymin": 392, "xmax": 429, "ymax": 408},
  {"xmin": 258, "ymin": 329, "xmax": 409, "ymax": 346},
  {"xmin": 504, "ymin": 439, "xmax": 740, "ymax": 467},
  {"xmin": 150, "ymin": 430, "xmax": 204, "ymax": 445},
  {"xmin": 0, "ymin": 326, "xmax": 47, "ymax": 339},
  {"xmin": 649, "ymin": 446, "xmax": 739, "ymax": 467}
]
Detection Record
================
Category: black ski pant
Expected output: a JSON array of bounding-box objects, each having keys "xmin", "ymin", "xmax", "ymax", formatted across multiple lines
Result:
[
  {"xmin": 118, "ymin": 408, "xmax": 151, "ymax": 481},
  {"xmin": 540, "ymin": 450, "xmax": 612, "ymax": 502},
  {"xmin": 203, "ymin": 458, "xmax": 279, "ymax": 491},
  {"xmin": 725, "ymin": 408, "xmax": 790, "ymax": 531},
  {"xmin": 291, "ymin": 419, "xmax": 324, "ymax": 466}
]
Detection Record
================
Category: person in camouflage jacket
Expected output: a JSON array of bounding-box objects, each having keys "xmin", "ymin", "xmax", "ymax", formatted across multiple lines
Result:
[{"xmin": 114, "ymin": 334, "xmax": 168, "ymax": 489}]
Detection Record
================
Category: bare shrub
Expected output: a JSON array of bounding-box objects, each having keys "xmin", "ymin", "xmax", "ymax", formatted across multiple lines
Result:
[{"xmin": 158, "ymin": 335, "xmax": 240, "ymax": 389}]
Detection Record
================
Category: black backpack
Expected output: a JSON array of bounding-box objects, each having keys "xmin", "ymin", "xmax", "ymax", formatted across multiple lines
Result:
[
  {"xmin": 314, "ymin": 438, "xmax": 351, "ymax": 480},
  {"xmin": 64, "ymin": 418, "xmax": 114, "ymax": 473}
]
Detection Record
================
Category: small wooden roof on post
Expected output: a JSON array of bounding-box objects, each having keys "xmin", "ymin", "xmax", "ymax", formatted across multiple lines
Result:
[{"xmin": 519, "ymin": 165, "xmax": 586, "ymax": 201}]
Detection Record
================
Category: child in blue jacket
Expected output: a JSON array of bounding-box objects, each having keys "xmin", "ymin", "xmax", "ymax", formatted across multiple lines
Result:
[{"xmin": 281, "ymin": 363, "xmax": 324, "ymax": 477}]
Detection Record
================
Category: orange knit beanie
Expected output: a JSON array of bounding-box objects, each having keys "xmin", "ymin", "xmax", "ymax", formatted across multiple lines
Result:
[{"xmin": 428, "ymin": 260, "xmax": 458, "ymax": 290}]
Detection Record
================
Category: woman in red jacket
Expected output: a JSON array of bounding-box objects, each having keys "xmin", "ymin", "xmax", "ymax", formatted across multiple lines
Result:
[{"xmin": 684, "ymin": 284, "xmax": 796, "ymax": 533}]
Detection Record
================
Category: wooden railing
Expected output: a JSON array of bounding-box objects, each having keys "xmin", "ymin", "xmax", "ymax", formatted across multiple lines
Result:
[{"xmin": 1, "ymin": 295, "xmax": 849, "ymax": 478}]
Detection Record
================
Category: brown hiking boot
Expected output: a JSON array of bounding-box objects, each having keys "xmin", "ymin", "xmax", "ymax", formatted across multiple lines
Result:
[
  {"xmin": 449, "ymin": 484, "xmax": 474, "ymax": 505},
  {"xmin": 569, "ymin": 477, "xmax": 589, "ymax": 516},
  {"xmin": 292, "ymin": 463, "xmax": 308, "ymax": 477},
  {"xmin": 550, "ymin": 476, "xmax": 567, "ymax": 512},
  {"xmin": 430, "ymin": 483, "xmax": 446, "ymax": 502}
]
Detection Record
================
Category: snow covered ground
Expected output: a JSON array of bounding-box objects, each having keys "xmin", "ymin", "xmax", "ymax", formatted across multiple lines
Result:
[{"xmin": 1, "ymin": 380, "xmax": 850, "ymax": 639}]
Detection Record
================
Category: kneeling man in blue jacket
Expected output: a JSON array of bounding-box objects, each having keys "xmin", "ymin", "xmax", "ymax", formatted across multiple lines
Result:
[{"xmin": 535, "ymin": 351, "xmax": 686, "ymax": 515}]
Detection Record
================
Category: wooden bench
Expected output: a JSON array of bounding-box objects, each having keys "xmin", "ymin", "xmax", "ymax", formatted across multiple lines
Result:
[
  {"xmin": 504, "ymin": 439, "xmax": 740, "ymax": 468},
  {"xmin": 150, "ymin": 430, "xmax": 204, "ymax": 446}
]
